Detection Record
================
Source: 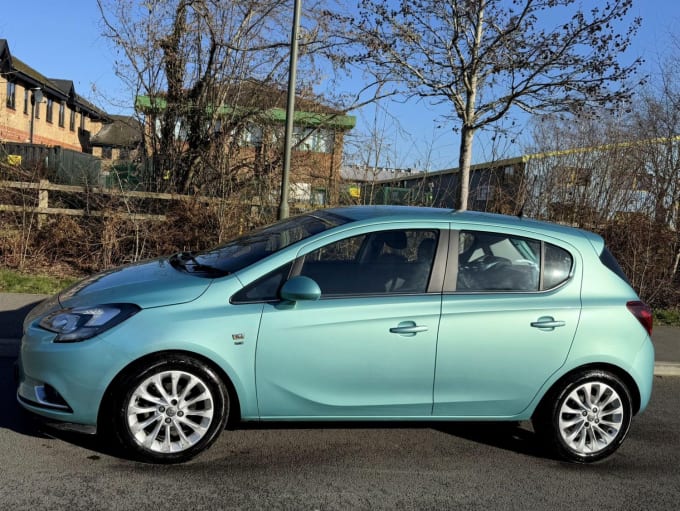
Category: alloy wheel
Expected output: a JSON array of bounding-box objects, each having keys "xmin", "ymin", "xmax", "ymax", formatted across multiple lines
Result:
[
  {"xmin": 557, "ymin": 381, "xmax": 625, "ymax": 455},
  {"xmin": 126, "ymin": 370, "xmax": 215, "ymax": 454}
]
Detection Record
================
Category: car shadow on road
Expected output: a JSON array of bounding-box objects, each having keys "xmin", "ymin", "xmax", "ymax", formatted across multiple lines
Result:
[
  {"xmin": 239, "ymin": 420, "xmax": 557, "ymax": 462},
  {"xmin": 0, "ymin": 301, "xmax": 42, "ymax": 339},
  {"xmin": 0, "ymin": 356, "xmax": 122, "ymax": 457},
  {"xmin": 0, "ymin": 357, "xmax": 49, "ymax": 439},
  {"xmin": 433, "ymin": 421, "xmax": 556, "ymax": 460}
]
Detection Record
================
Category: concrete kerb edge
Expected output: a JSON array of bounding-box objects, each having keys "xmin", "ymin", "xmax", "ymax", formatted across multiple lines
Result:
[{"xmin": 653, "ymin": 363, "xmax": 680, "ymax": 377}]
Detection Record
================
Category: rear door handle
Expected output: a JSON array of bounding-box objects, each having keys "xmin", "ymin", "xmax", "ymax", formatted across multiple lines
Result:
[
  {"xmin": 390, "ymin": 321, "xmax": 428, "ymax": 336},
  {"xmin": 530, "ymin": 316, "xmax": 566, "ymax": 331}
]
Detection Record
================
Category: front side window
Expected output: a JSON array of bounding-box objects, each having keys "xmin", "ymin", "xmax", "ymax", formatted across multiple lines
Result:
[
  {"xmin": 6, "ymin": 81, "xmax": 16, "ymax": 109},
  {"xmin": 299, "ymin": 229, "xmax": 439, "ymax": 296}
]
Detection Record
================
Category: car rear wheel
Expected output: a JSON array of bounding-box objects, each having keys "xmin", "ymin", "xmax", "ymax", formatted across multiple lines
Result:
[
  {"xmin": 111, "ymin": 355, "xmax": 229, "ymax": 463},
  {"xmin": 533, "ymin": 370, "xmax": 632, "ymax": 463}
]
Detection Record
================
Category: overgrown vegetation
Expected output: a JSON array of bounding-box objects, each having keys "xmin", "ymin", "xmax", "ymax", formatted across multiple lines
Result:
[{"xmin": 0, "ymin": 160, "xmax": 280, "ymax": 279}]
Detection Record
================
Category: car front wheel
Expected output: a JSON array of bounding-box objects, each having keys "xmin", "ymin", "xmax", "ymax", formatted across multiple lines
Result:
[
  {"xmin": 533, "ymin": 370, "xmax": 633, "ymax": 463},
  {"xmin": 111, "ymin": 355, "xmax": 229, "ymax": 463}
]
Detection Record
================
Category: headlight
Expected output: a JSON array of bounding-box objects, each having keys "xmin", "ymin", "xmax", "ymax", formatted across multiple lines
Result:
[{"xmin": 38, "ymin": 303, "xmax": 140, "ymax": 343}]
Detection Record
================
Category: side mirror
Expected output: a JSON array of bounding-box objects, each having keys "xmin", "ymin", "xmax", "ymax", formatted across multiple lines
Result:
[{"xmin": 280, "ymin": 276, "xmax": 321, "ymax": 302}]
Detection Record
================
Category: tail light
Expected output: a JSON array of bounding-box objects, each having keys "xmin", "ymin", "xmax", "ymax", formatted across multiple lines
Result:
[{"xmin": 626, "ymin": 301, "xmax": 653, "ymax": 336}]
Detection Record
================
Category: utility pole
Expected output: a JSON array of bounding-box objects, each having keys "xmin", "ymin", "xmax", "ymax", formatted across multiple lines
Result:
[{"xmin": 278, "ymin": 0, "xmax": 302, "ymax": 220}]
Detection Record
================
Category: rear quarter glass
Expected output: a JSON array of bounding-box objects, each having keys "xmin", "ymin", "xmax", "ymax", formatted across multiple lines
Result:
[{"xmin": 599, "ymin": 247, "xmax": 632, "ymax": 285}]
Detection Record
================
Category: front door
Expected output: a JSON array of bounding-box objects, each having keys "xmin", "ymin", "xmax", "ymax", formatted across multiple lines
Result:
[{"xmin": 255, "ymin": 228, "xmax": 443, "ymax": 418}]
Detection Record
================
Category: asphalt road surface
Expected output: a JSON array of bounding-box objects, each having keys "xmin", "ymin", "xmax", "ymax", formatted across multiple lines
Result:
[{"xmin": 1, "ymin": 352, "xmax": 678, "ymax": 510}]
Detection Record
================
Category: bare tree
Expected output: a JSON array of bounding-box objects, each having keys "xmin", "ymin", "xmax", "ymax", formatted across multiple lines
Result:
[
  {"xmin": 96, "ymin": 0, "xmax": 346, "ymax": 197},
  {"xmin": 354, "ymin": 0, "xmax": 643, "ymax": 210},
  {"xmin": 630, "ymin": 70, "xmax": 680, "ymax": 229}
]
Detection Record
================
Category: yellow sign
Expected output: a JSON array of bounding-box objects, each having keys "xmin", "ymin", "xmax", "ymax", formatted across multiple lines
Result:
[{"xmin": 7, "ymin": 154, "xmax": 22, "ymax": 166}]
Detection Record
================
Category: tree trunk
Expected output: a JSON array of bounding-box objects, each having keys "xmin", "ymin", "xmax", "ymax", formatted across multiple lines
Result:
[{"xmin": 457, "ymin": 125, "xmax": 475, "ymax": 211}]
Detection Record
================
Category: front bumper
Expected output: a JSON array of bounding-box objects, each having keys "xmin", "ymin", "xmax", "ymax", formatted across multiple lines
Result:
[{"xmin": 16, "ymin": 323, "xmax": 121, "ymax": 428}]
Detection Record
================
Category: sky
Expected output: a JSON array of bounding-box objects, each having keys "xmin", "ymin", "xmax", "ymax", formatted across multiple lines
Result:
[{"xmin": 2, "ymin": 0, "xmax": 679, "ymax": 171}]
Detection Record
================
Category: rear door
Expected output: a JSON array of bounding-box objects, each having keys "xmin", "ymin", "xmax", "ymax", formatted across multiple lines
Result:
[{"xmin": 433, "ymin": 229, "xmax": 581, "ymax": 417}]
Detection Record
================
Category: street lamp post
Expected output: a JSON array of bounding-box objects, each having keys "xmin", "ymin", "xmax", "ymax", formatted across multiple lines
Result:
[
  {"xmin": 278, "ymin": 0, "xmax": 302, "ymax": 220},
  {"xmin": 29, "ymin": 88, "xmax": 43, "ymax": 145}
]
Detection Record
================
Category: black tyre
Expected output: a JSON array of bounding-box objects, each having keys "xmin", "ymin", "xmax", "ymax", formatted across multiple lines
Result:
[
  {"xmin": 110, "ymin": 354, "xmax": 229, "ymax": 463},
  {"xmin": 533, "ymin": 370, "xmax": 633, "ymax": 463}
]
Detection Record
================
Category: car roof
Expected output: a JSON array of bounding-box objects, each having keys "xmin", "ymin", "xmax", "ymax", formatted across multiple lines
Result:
[{"xmin": 323, "ymin": 205, "xmax": 602, "ymax": 249}]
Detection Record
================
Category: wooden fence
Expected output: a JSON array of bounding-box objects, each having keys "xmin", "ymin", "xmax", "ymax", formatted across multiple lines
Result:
[
  {"xmin": 0, "ymin": 179, "xmax": 311, "ymax": 223},
  {"xmin": 0, "ymin": 179, "xmax": 221, "ymax": 222}
]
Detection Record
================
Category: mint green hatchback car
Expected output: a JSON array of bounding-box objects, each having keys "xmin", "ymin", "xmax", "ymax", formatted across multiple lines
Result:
[{"xmin": 17, "ymin": 206, "xmax": 654, "ymax": 463}]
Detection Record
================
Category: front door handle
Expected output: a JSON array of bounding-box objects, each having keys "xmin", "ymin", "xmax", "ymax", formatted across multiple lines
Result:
[
  {"xmin": 390, "ymin": 321, "xmax": 428, "ymax": 336},
  {"xmin": 530, "ymin": 316, "xmax": 566, "ymax": 331}
]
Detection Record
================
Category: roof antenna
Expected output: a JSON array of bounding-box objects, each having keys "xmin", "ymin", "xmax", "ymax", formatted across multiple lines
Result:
[{"xmin": 517, "ymin": 203, "xmax": 525, "ymax": 219}]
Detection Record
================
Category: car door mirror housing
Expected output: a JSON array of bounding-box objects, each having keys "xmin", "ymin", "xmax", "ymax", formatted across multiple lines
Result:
[{"xmin": 280, "ymin": 276, "xmax": 322, "ymax": 302}]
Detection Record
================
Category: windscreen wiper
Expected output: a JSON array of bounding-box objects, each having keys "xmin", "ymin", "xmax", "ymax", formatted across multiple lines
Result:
[{"xmin": 170, "ymin": 252, "xmax": 228, "ymax": 276}]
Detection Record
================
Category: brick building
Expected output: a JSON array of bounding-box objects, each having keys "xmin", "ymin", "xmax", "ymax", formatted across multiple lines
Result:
[
  {"xmin": 136, "ymin": 81, "xmax": 355, "ymax": 204},
  {"xmin": 0, "ymin": 39, "xmax": 109, "ymax": 153}
]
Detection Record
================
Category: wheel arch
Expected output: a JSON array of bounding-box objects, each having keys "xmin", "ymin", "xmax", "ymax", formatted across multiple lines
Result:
[
  {"xmin": 97, "ymin": 349, "xmax": 243, "ymax": 431},
  {"xmin": 533, "ymin": 363, "xmax": 641, "ymax": 419}
]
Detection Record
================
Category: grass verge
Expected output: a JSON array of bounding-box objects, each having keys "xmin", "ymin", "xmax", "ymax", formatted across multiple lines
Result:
[
  {"xmin": 654, "ymin": 308, "xmax": 680, "ymax": 327},
  {"xmin": 0, "ymin": 269, "xmax": 78, "ymax": 295}
]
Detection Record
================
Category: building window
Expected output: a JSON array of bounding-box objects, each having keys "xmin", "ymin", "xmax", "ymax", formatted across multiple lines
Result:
[
  {"xmin": 69, "ymin": 109, "xmax": 76, "ymax": 131},
  {"xmin": 35, "ymin": 100, "xmax": 40, "ymax": 119},
  {"xmin": 477, "ymin": 184, "xmax": 495, "ymax": 201},
  {"xmin": 6, "ymin": 81, "xmax": 16, "ymax": 109},
  {"xmin": 46, "ymin": 98, "xmax": 54, "ymax": 123},
  {"xmin": 561, "ymin": 166, "xmax": 591, "ymax": 187},
  {"xmin": 23, "ymin": 89, "xmax": 29, "ymax": 114},
  {"xmin": 292, "ymin": 126, "xmax": 334, "ymax": 153},
  {"xmin": 80, "ymin": 112, "xmax": 86, "ymax": 130},
  {"xmin": 58, "ymin": 102, "xmax": 65, "ymax": 127},
  {"xmin": 240, "ymin": 123, "xmax": 263, "ymax": 147},
  {"xmin": 101, "ymin": 146, "xmax": 113, "ymax": 159}
]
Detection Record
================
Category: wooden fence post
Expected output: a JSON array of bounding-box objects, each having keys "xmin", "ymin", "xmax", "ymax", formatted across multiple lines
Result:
[{"xmin": 38, "ymin": 179, "xmax": 49, "ymax": 228}]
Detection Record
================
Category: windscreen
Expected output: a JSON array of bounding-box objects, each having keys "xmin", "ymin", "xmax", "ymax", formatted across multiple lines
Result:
[{"xmin": 193, "ymin": 210, "xmax": 350, "ymax": 274}]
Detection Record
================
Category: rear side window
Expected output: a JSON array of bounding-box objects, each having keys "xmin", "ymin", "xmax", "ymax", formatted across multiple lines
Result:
[
  {"xmin": 458, "ymin": 231, "xmax": 540, "ymax": 291},
  {"xmin": 599, "ymin": 247, "xmax": 631, "ymax": 285},
  {"xmin": 457, "ymin": 231, "xmax": 573, "ymax": 292},
  {"xmin": 543, "ymin": 243, "xmax": 573, "ymax": 289}
]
